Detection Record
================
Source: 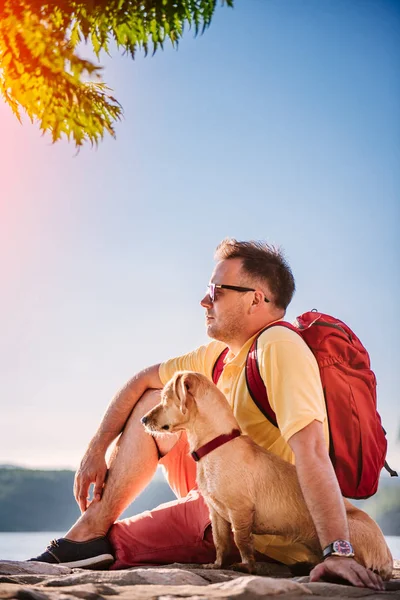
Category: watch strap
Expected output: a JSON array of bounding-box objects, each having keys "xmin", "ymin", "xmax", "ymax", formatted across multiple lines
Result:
[{"xmin": 323, "ymin": 543, "xmax": 336, "ymax": 558}]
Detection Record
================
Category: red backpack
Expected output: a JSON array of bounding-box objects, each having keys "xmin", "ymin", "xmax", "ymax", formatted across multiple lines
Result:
[{"xmin": 212, "ymin": 311, "xmax": 397, "ymax": 499}]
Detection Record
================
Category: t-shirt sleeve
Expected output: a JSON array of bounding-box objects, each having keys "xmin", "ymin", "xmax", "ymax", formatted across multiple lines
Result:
[
  {"xmin": 159, "ymin": 341, "xmax": 225, "ymax": 386},
  {"xmin": 257, "ymin": 327, "xmax": 327, "ymax": 442}
]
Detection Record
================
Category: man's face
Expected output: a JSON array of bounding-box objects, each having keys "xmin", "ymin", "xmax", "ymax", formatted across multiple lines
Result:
[{"xmin": 200, "ymin": 258, "xmax": 251, "ymax": 344}]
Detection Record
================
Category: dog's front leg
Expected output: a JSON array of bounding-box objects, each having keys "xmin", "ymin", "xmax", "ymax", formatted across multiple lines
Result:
[
  {"xmin": 204, "ymin": 506, "xmax": 232, "ymax": 570},
  {"xmin": 230, "ymin": 511, "xmax": 256, "ymax": 574}
]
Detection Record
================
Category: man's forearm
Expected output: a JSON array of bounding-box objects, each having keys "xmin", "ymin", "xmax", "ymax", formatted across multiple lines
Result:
[
  {"xmin": 289, "ymin": 421, "xmax": 349, "ymax": 550},
  {"xmin": 88, "ymin": 363, "xmax": 163, "ymax": 453},
  {"xmin": 294, "ymin": 445, "xmax": 349, "ymax": 548}
]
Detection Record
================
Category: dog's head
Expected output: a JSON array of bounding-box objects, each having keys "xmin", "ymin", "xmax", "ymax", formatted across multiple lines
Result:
[{"xmin": 141, "ymin": 371, "xmax": 205, "ymax": 435}]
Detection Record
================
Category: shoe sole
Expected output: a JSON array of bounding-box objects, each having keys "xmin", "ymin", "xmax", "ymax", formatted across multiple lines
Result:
[{"xmin": 31, "ymin": 554, "xmax": 114, "ymax": 570}]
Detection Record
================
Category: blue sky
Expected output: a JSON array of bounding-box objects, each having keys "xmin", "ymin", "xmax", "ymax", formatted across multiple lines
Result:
[{"xmin": 0, "ymin": 0, "xmax": 399, "ymax": 470}]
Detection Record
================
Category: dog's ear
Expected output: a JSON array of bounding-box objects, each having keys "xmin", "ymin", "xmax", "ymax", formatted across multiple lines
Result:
[
  {"xmin": 173, "ymin": 372, "xmax": 189, "ymax": 414},
  {"xmin": 173, "ymin": 372, "xmax": 199, "ymax": 414}
]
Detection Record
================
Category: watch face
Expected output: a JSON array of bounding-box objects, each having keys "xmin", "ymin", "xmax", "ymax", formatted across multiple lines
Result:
[{"xmin": 333, "ymin": 540, "xmax": 353, "ymax": 555}]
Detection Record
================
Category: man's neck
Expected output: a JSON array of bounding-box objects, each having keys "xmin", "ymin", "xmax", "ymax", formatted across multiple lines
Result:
[{"xmin": 226, "ymin": 316, "xmax": 285, "ymax": 356}]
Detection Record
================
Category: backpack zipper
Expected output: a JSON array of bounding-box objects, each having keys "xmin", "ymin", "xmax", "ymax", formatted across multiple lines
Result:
[{"xmin": 315, "ymin": 320, "xmax": 352, "ymax": 341}]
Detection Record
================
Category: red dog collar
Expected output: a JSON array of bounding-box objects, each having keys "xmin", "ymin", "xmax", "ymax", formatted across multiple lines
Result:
[{"xmin": 191, "ymin": 429, "xmax": 241, "ymax": 462}]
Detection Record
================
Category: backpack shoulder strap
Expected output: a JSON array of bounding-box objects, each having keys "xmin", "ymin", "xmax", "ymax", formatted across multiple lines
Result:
[
  {"xmin": 246, "ymin": 321, "xmax": 300, "ymax": 427},
  {"xmin": 212, "ymin": 347, "xmax": 229, "ymax": 384}
]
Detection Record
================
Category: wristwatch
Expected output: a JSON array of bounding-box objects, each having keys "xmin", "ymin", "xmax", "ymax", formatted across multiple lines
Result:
[{"xmin": 323, "ymin": 539, "xmax": 355, "ymax": 559}]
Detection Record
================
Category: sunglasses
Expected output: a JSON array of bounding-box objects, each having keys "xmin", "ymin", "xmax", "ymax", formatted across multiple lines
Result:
[{"xmin": 207, "ymin": 283, "xmax": 270, "ymax": 303}]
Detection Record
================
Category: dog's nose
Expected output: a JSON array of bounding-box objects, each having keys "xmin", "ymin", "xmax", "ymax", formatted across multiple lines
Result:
[{"xmin": 141, "ymin": 415, "xmax": 148, "ymax": 425}]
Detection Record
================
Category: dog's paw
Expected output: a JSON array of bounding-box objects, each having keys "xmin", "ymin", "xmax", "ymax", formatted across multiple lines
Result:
[
  {"xmin": 203, "ymin": 563, "xmax": 223, "ymax": 570},
  {"xmin": 231, "ymin": 562, "xmax": 256, "ymax": 574}
]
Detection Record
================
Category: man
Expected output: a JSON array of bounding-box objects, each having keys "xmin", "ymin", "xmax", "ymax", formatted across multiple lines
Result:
[{"xmin": 32, "ymin": 239, "xmax": 384, "ymax": 590}]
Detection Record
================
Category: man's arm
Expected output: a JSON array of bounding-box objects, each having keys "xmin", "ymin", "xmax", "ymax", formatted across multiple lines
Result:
[
  {"xmin": 74, "ymin": 364, "xmax": 162, "ymax": 512},
  {"xmin": 288, "ymin": 420, "xmax": 384, "ymax": 591}
]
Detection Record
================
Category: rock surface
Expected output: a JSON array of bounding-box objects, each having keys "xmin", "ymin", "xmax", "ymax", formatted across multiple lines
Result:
[{"xmin": 0, "ymin": 560, "xmax": 399, "ymax": 600}]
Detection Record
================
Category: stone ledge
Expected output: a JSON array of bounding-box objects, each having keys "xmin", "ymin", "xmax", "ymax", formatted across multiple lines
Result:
[{"xmin": 0, "ymin": 560, "xmax": 399, "ymax": 600}]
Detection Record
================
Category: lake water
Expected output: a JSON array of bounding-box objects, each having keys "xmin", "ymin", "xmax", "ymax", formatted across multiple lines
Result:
[{"xmin": 0, "ymin": 532, "xmax": 399, "ymax": 562}]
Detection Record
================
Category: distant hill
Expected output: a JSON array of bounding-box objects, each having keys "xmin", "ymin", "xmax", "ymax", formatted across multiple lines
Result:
[
  {"xmin": 0, "ymin": 467, "xmax": 398, "ymax": 534},
  {"xmin": 0, "ymin": 467, "xmax": 175, "ymax": 532},
  {"xmin": 353, "ymin": 475, "xmax": 400, "ymax": 535}
]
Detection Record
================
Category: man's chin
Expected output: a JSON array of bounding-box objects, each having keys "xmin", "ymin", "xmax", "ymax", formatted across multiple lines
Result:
[
  {"xmin": 206, "ymin": 324, "xmax": 225, "ymax": 343},
  {"xmin": 206, "ymin": 323, "xmax": 217, "ymax": 339}
]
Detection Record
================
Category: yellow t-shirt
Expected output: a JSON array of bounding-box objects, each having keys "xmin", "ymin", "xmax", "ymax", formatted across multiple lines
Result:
[{"xmin": 159, "ymin": 325, "xmax": 328, "ymax": 564}]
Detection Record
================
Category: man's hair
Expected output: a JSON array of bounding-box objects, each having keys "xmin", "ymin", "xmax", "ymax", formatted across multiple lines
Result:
[{"xmin": 214, "ymin": 238, "xmax": 295, "ymax": 310}]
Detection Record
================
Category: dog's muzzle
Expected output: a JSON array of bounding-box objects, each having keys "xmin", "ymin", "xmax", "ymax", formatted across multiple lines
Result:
[{"xmin": 141, "ymin": 415, "xmax": 170, "ymax": 432}]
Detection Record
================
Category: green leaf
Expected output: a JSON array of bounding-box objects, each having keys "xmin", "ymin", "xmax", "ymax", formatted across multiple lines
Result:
[{"xmin": 0, "ymin": 0, "xmax": 233, "ymax": 147}]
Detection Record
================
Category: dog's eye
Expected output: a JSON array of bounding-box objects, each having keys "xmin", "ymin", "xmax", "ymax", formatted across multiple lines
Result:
[{"xmin": 161, "ymin": 425, "xmax": 170, "ymax": 431}]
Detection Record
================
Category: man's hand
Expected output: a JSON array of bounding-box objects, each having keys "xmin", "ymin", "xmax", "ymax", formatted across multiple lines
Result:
[
  {"xmin": 310, "ymin": 557, "xmax": 385, "ymax": 591},
  {"xmin": 72, "ymin": 365, "xmax": 163, "ymax": 513},
  {"xmin": 74, "ymin": 451, "xmax": 108, "ymax": 513}
]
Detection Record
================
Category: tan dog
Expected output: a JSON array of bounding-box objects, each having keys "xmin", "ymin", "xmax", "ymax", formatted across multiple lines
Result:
[{"xmin": 141, "ymin": 370, "xmax": 393, "ymax": 579}]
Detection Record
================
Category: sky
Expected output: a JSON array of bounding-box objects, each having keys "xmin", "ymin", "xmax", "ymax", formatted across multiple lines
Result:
[{"xmin": 0, "ymin": 0, "xmax": 399, "ymax": 471}]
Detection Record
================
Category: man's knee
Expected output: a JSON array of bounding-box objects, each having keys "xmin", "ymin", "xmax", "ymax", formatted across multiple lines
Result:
[{"xmin": 133, "ymin": 388, "xmax": 162, "ymax": 417}]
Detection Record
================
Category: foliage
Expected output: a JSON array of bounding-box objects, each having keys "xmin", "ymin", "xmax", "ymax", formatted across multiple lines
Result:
[
  {"xmin": 0, "ymin": 467, "xmax": 174, "ymax": 531},
  {"xmin": 0, "ymin": 468, "xmax": 80, "ymax": 531},
  {"xmin": 0, "ymin": 1, "xmax": 233, "ymax": 147}
]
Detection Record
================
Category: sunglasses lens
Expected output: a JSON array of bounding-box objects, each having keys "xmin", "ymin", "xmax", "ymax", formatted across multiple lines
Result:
[{"xmin": 208, "ymin": 284, "xmax": 215, "ymax": 302}]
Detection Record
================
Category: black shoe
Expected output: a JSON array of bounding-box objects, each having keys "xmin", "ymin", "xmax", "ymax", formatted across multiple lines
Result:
[{"xmin": 29, "ymin": 537, "xmax": 114, "ymax": 569}]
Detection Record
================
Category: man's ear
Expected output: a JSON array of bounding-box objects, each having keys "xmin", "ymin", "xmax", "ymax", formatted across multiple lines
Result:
[{"xmin": 249, "ymin": 290, "xmax": 264, "ymax": 312}]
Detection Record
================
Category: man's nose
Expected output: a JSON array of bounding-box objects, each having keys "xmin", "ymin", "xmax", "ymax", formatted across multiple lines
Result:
[{"xmin": 200, "ymin": 294, "xmax": 212, "ymax": 308}]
